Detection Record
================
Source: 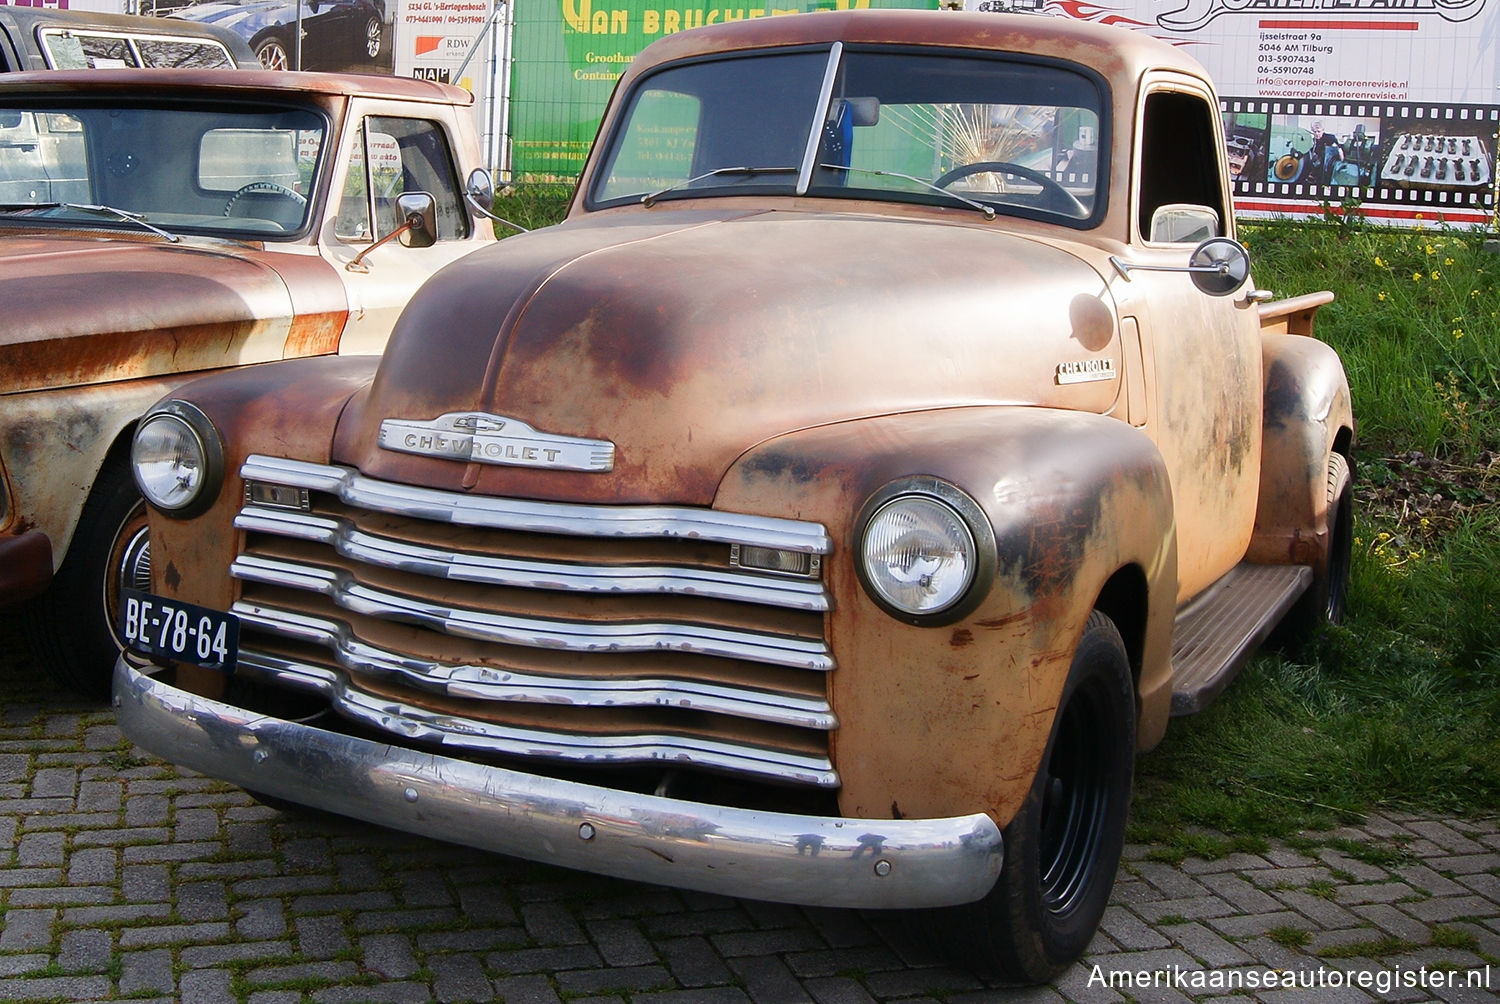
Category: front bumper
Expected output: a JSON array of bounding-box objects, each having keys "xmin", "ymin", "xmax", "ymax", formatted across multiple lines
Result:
[{"xmin": 114, "ymin": 659, "xmax": 1003, "ymax": 909}]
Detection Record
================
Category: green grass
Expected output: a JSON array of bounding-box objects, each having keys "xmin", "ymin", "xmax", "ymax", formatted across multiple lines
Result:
[{"xmin": 1134, "ymin": 218, "xmax": 1500, "ymax": 849}]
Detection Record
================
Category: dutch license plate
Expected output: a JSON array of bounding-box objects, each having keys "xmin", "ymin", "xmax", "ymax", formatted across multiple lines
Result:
[{"xmin": 118, "ymin": 588, "xmax": 239, "ymax": 672}]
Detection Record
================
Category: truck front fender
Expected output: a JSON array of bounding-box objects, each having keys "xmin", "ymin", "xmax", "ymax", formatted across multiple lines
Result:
[
  {"xmin": 715, "ymin": 406, "xmax": 1177, "ymax": 829},
  {"xmin": 1248, "ymin": 333, "xmax": 1354, "ymax": 567}
]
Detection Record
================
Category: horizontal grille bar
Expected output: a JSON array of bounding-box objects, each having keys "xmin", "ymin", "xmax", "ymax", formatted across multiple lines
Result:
[
  {"xmin": 232, "ymin": 554, "xmax": 833, "ymax": 671},
  {"xmin": 232, "ymin": 649, "xmax": 840, "ymax": 787},
  {"xmin": 240, "ymin": 456, "xmax": 832, "ymax": 553},
  {"xmin": 231, "ymin": 603, "xmax": 837, "ymax": 731},
  {"xmin": 235, "ymin": 506, "xmax": 829, "ymax": 612}
]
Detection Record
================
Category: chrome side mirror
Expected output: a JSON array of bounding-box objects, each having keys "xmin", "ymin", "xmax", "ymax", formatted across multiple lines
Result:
[
  {"xmin": 396, "ymin": 192, "xmax": 437, "ymax": 249},
  {"xmin": 1109, "ymin": 237, "xmax": 1252, "ymax": 298},
  {"xmin": 464, "ymin": 167, "xmax": 529, "ymax": 234},
  {"xmin": 1188, "ymin": 237, "xmax": 1251, "ymax": 297}
]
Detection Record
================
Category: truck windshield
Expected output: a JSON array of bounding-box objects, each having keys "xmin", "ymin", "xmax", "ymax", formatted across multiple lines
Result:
[
  {"xmin": 0, "ymin": 101, "xmax": 324, "ymax": 239},
  {"xmin": 590, "ymin": 45, "xmax": 1106, "ymax": 226}
]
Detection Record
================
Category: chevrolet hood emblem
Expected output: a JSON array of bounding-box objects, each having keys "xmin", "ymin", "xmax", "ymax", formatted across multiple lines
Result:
[{"xmin": 378, "ymin": 412, "xmax": 615, "ymax": 472}]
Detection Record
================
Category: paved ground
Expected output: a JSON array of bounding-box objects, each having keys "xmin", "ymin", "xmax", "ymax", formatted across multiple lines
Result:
[{"xmin": 1, "ymin": 623, "xmax": 1497, "ymax": 1002}]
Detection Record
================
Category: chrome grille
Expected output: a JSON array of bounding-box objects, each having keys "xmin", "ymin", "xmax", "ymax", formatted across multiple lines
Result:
[{"xmin": 231, "ymin": 455, "xmax": 837, "ymax": 788}]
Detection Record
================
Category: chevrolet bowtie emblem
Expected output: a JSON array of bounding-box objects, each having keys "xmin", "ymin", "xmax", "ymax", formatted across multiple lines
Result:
[{"xmin": 378, "ymin": 412, "xmax": 615, "ymax": 472}]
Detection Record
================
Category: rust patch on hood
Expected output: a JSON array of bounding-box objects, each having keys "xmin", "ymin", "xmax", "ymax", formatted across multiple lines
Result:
[{"xmin": 338, "ymin": 209, "xmax": 1120, "ymax": 506}]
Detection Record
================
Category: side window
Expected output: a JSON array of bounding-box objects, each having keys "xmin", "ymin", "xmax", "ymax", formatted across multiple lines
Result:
[
  {"xmin": 1137, "ymin": 91, "xmax": 1227, "ymax": 242},
  {"xmin": 335, "ymin": 116, "xmax": 469, "ymax": 243}
]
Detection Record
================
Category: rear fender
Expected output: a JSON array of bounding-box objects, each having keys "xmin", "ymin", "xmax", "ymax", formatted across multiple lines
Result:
[
  {"xmin": 715, "ymin": 406, "xmax": 1177, "ymax": 829},
  {"xmin": 1248, "ymin": 334, "xmax": 1354, "ymax": 568}
]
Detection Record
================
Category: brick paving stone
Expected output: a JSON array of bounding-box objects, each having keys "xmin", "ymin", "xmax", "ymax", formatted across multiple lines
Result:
[
  {"xmin": 179, "ymin": 940, "xmax": 295, "ymax": 967},
  {"xmin": 711, "ymin": 927, "xmax": 828, "ymax": 957},
  {"xmin": 0, "ymin": 975, "xmax": 112, "ymax": 999},
  {"xmin": 1135, "ymin": 861, "xmax": 1212, "ymax": 900},
  {"xmin": 728, "ymin": 954, "xmax": 816, "ymax": 1002},
  {"xmin": 176, "ymin": 880, "xmax": 229, "ymax": 921},
  {"xmin": 555, "ymin": 962, "xmax": 675, "ymax": 996},
  {"xmin": 1316, "ymin": 849, "xmax": 1392, "ymax": 883},
  {"xmin": 1133, "ymin": 895, "xmax": 1237, "ymax": 923},
  {"xmin": 179, "ymin": 968, "xmax": 235, "ymax": 1003},
  {"xmin": 1177, "ymin": 853, "xmax": 1272, "ymax": 875},
  {"xmin": 245, "ymin": 960, "xmax": 361, "ymax": 986},
  {"xmin": 119, "ymin": 921, "xmax": 233, "ymax": 948},
  {"xmin": 587, "ymin": 917, "xmax": 658, "ymax": 967},
  {"xmin": 806, "ymin": 979, "xmax": 883, "ymax": 1004},
  {"xmin": 636, "ymin": 991, "xmax": 755, "ymax": 1004},
  {"xmin": 66, "ymin": 846, "xmax": 117, "ymax": 885},
  {"xmin": 1274, "ymin": 888, "xmax": 1364, "ymax": 929},
  {"xmin": 1350, "ymin": 902, "xmax": 1431, "ymax": 941},
  {"xmin": 1394, "ymin": 864, "xmax": 1467, "ymax": 897},
  {"xmin": 492, "ymin": 974, "xmax": 566, "ymax": 1003},
  {"xmin": 1403, "ymin": 894, "xmax": 1496, "ymax": 924},
  {"xmin": 361, "ymin": 932, "xmax": 419, "ymax": 979},
  {"xmin": 0, "ymin": 908, "xmax": 55, "ymax": 952},
  {"xmin": 417, "ymin": 928, "xmax": 529, "ymax": 953},
  {"xmin": 0, "ymin": 954, "xmax": 50, "ymax": 976},
  {"xmin": 56, "ymin": 927, "xmax": 113, "ymax": 973},
  {"xmin": 1334, "ymin": 881, "xmax": 1417, "ymax": 906},
  {"xmin": 17, "ymin": 830, "xmax": 65, "ymax": 867},
  {"xmin": 120, "ymin": 947, "xmax": 175, "ymax": 995},
  {"xmin": 1099, "ymin": 905, "xmax": 1171, "ymax": 950},
  {"xmin": 522, "ymin": 900, "xmax": 588, "ymax": 945},
  {"xmin": 8, "ymin": 885, "xmax": 114, "ymax": 907},
  {"xmin": 431, "ymin": 952, "xmax": 498, "ymax": 1002},
  {"xmin": 1197, "ymin": 872, "xmax": 1284, "ymax": 914},
  {"xmin": 1205, "ymin": 909, "xmax": 1306, "ymax": 939},
  {"xmin": 489, "ymin": 943, "xmax": 605, "ymax": 974},
  {"xmin": 237, "ymin": 898, "xmax": 289, "ymax": 939},
  {"xmin": 296, "ymin": 914, "xmax": 353, "ymax": 959},
  {"xmin": 314, "ymin": 984, "xmax": 436, "ymax": 1003},
  {"xmin": 1160, "ymin": 921, "xmax": 1255, "ymax": 967},
  {"xmin": 659, "ymin": 935, "xmax": 735, "ymax": 987}
]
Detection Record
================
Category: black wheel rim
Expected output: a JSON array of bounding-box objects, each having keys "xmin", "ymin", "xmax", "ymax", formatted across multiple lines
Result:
[{"xmin": 1037, "ymin": 681, "xmax": 1110, "ymax": 918}]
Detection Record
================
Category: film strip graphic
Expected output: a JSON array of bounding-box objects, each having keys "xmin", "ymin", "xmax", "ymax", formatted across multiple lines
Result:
[{"xmin": 1222, "ymin": 97, "xmax": 1499, "ymax": 224}]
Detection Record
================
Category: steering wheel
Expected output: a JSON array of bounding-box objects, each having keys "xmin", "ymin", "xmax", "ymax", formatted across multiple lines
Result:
[
  {"xmin": 934, "ymin": 160, "xmax": 1087, "ymax": 218},
  {"xmin": 223, "ymin": 181, "xmax": 307, "ymax": 217}
]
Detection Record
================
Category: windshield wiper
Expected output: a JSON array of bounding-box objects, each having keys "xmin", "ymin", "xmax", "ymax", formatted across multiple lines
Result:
[
  {"xmin": 817, "ymin": 164, "xmax": 996, "ymax": 220},
  {"xmin": 641, "ymin": 166, "xmax": 799, "ymax": 207},
  {"xmin": 60, "ymin": 202, "xmax": 180, "ymax": 242}
]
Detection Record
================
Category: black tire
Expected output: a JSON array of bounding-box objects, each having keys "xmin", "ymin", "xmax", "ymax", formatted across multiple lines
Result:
[
  {"xmin": 26, "ymin": 458, "xmax": 151, "ymax": 701},
  {"xmin": 1278, "ymin": 451, "xmax": 1353, "ymax": 646},
  {"xmin": 916, "ymin": 611, "xmax": 1135, "ymax": 982}
]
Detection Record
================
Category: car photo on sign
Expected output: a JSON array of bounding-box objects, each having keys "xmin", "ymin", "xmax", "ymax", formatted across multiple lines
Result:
[{"xmin": 163, "ymin": 0, "xmax": 388, "ymax": 72}]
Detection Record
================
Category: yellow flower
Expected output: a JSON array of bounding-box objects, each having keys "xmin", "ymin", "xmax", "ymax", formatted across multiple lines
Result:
[
  {"xmin": 1431, "ymin": 270, "xmax": 1441, "ymax": 280},
  {"xmin": 1374, "ymin": 255, "xmax": 1385, "ymax": 267},
  {"xmin": 1455, "ymin": 329, "xmax": 1464, "ymax": 339},
  {"xmin": 1445, "ymin": 257, "xmax": 1454, "ymax": 266},
  {"xmin": 1413, "ymin": 272, "xmax": 1423, "ymax": 281},
  {"xmin": 1377, "ymin": 291, "xmax": 1388, "ymax": 301},
  {"xmin": 1425, "ymin": 244, "xmax": 1435, "ymax": 255}
]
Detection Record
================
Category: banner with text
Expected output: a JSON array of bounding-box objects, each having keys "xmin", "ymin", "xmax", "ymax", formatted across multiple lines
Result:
[
  {"xmin": 508, "ymin": 0, "xmax": 935, "ymax": 181},
  {"xmin": 1019, "ymin": 0, "xmax": 1498, "ymax": 227}
]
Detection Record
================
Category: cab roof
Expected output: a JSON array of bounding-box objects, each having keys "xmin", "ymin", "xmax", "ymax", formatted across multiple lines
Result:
[{"xmin": 0, "ymin": 67, "xmax": 474, "ymax": 107}]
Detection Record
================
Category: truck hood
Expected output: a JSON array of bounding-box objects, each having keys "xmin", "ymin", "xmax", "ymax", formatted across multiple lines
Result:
[
  {"xmin": 336, "ymin": 208, "xmax": 1122, "ymax": 505},
  {"xmin": 0, "ymin": 235, "xmax": 302, "ymax": 395}
]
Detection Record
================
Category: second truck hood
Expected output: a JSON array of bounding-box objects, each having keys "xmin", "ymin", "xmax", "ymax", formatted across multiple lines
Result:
[
  {"xmin": 0, "ymin": 235, "xmax": 307, "ymax": 395},
  {"xmin": 336, "ymin": 208, "xmax": 1122, "ymax": 505}
]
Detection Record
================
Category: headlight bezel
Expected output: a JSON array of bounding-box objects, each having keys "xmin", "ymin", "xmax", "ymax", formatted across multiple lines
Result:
[
  {"xmin": 854, "ymin": 476, "xmax": 996, "ymax": 626},
  {"xmin": 131, "ymin": 400, "xmax": 224, "ymax": 519}
]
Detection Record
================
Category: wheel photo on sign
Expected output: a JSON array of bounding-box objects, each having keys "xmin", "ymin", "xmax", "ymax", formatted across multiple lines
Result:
[{"xmin": 165, "ymin": 0, "xmax": 387, "ymax": 71}]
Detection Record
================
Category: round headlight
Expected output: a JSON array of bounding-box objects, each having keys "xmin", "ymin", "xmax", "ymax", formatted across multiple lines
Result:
[
  {"xmin": 861, "ymin": 494, "xmax": 977, "ymax": 616},
  {"xmin": 132, "ymin": 402, "xmax": 222, "ymax": 517}
]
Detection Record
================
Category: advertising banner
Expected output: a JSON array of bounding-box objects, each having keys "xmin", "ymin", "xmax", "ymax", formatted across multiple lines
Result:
[
  {"xmin": 1026, "ymin": 0, "xmax": 1499, "ymax": 227},
  {"xmin": 508, "ymin": 0, "xmax": 935, "ymax": 182}
]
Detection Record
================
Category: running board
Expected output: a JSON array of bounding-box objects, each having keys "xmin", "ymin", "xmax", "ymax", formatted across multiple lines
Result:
[{"xmin": 1170, "ymin": 563, "xmax": 1312, "ymax": 716}]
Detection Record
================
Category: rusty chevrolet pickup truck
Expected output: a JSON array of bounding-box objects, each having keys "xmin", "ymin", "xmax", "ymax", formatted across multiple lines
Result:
[
  {"xmin": 113, "ymin": 11, "xmax": 1352, "ymax": 979},
  {"xmin": 0, "ymin": 68, "xmax": 495, "ymax": 693}
]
